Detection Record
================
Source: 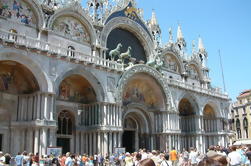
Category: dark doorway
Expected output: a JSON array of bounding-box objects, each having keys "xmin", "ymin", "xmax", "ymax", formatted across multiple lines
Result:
[
  {"xmin": 0, "ymin": 134, "xmax": 2, "ymax": 151},
  {"xmin": 57, "ymin": 138, "xmax": 70, "ymax": 154},
  {"xmin": 122, "ymin": 131, "xmax": 135, "ymax": 152}
]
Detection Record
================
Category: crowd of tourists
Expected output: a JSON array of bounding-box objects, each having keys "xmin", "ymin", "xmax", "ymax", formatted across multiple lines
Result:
[{"xmin": 1, "ymin": 145, "xmax": 251, "ymax": 166}]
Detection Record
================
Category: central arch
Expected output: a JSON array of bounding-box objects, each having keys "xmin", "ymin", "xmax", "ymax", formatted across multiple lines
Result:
[
  {"xmin": 116, "ymin": 64, "xmax": 175, "ymax": 112},
  {"xmin": 122, "ymin": 107, "xmax": 152, "ymax": 152}
]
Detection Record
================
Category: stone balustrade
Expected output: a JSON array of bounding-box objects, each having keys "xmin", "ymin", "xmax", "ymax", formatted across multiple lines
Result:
[
  {"xmin": 167, "ymin": 77, "xmax": 229, "ymax": 99},
  {"xmin": 0, "ymin": 28, "xmax": 124, "ymax": 71}
]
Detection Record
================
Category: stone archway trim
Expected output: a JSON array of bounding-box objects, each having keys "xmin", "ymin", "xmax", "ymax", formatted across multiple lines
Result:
[
  {"xmin": 0, "ymin": 48, "xmax": 53, "ymax": 93},
  {"xmin": 54, "ymin": 66, "xmax": 105, "ymax": 102},
  {"xmin": 101, "ymin": 17, "xmax": 154, "ymax": 61},
  {"xmin": 116, "ymin": 64, "xmax": 175, "ymax": 112}
]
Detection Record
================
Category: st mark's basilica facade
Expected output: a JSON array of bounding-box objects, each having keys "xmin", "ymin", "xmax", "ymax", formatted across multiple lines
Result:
[{"xmin": 0, "ymin": 0, "xmax": 230, "ymax": 155}]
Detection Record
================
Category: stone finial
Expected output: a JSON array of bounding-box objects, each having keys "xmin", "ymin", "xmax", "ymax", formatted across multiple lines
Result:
[
  {"xmin": 177, "ymin": 24, "xmax": 184, "ymax": 40},
  {"xmin": 192, "ymin": 40, "xmax": 196, "ymax": 54},
  {"xmin": 150, "ymin": 10, "xmax": 158, "ymax": 26},
  {"xmin": 168, "ymin": 27, "xmax": 173, "ymax": 43},
  {"xmin": 198, "ymin": 36, "xmax": 205, "ymax": 52}
]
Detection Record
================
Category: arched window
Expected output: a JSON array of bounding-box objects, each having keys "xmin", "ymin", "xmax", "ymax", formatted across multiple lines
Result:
[
  {"xmin": 57, "ymin": 110, "xmax": 74, "ymax": 135},
  {"xmin": 236, "ymin": 119, "xmax": 241, "ymax": 139},
  {"xmin": 243, "ymin": 118, "xmax": 248, "ymax": 138},
  {"xmin": 8, "ymin": 29, "xmax": 17, "ymax": 41},
  {"xmin": 67, "ymin": 46, "xmax": 75, "ymax": 58}
]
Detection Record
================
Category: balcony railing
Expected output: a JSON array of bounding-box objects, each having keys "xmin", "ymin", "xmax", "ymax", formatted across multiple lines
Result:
[
  {"xmin": 0, "ymin": 28, "xmax": 124, "ymax": 71},
  {"xmin": 166, "ymin": 77, "xmax": 229, "ymax": 99}
]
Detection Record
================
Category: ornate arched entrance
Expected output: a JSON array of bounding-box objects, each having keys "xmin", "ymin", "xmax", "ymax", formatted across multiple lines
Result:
[
  {"xmin": 0, "ymin": 60, "xmax": 40, "ymax": 153},
  {"xmin": 179, "ymin": 97, "xmax": 198, "ymax": 150},
  {"xmin": 57, "ymin": 110, "xmax": 75, "ymax": 154},
  {"xmin": 122, "ymin": 108, "xmax": 151, "ymax": 152},
  {"xmin": 203, "ymin": 104, "xmax": 217, "ymax": 148}
]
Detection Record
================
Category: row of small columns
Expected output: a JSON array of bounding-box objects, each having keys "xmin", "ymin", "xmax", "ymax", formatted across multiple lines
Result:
[
  {"xmin": 155, "ymin": 113, "xmax": 180, "ymax": 132},
  {"xmin": 74, "ymin": 131, "xmax": 123, "ymax": 155},
  {"xmin": 80, "ymin": 103, "xmax": 122, "ymax": 127},
  {"xmin": 10, "ymin": 127, "xmax": 56, "ymax": 156},
  {"xmin": 15, "ymin": 92, "xmax": 55, "ymax": 121}
]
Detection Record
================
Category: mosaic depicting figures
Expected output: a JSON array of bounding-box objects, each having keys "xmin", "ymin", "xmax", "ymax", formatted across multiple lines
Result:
[
  {"xmin": 0, "ymin": 61, "xmax": 39, "ymax": 94},
  {"xmin": 52, "ymin": 16, "xmax": 90, "ymax": 43},
  {"xmin": 0, "ymin": 0, "xmax": 36, "ymax": 26},
  {"xmin": 187, "ymin": 65, "xmax": 199, "ymax": 80},
  {"xmin": 59, "ymin": 75, "xmax": 96, "ymax": 103},
  {"xmin": 164, "ymin": 54, "xmax": 179, "ymax": 72},
  {"xmin": 123, "ymin": 75, "xmax": 164, "ymax": 109}
]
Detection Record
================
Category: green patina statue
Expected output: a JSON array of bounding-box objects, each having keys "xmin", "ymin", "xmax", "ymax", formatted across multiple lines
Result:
[
  {"xmin": 119, "ymin": 46, "xmax": 132, "ymax": 63},
  {"xmin": 108, "ymin": 43, "xmax": 123, "ymax": 61},
  {"xmin": 146, "ymin": 55, "xmax": 163, "ymax": 71}
]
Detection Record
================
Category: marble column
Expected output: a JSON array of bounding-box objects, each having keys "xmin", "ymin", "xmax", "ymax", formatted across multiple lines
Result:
[
  {"xmin": 97, "ymin": 132, "xmax": 101, "ymax": 153},
  {"xmin": 109, "ymin": 132, "xmax": 112, "ymax": 154},
  {"xmin": 104, "ymin": 132, "xmax": 108, "ymax": 155},
  {"xmin": 34, "ymin": 129, "xmax": 39, "ymax": 154},
  {"xmin": 27, "ymin": 129, "xmax": 33, "ymax": 152},
  {"xmin": 89, "ymin": 132, "xmax": 93, "ymax": 155},
  {"xmin": 41, "ymin": 128, "xmax": 47, "ymax": 155},
  {"xmin": 76, "ymin": 131, "xmax": 80, "ymax": 154},
  {"xmin": 36, "ymin": 93, "xmax": 41, "ymax": 120},
  {"xmin": 93, "ymin": 132, "xmax": 97, "ymax": 154},
  {"xmin": 81, "ymin": 132, "xmax": 85, "ymax": 154},
  {"xmin": 85, "ymin": 133, "xmax": 88, "ymax": 154}
]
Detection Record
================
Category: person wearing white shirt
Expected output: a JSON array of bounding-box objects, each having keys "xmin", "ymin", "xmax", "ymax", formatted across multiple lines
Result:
[
  {"xmin": 227, "ymin": 146, "xmax": 242, "ymax": 166},
  {"xmin": 160, "ymin": 154, "xmax": 172, "ymax": 166},
  {"xmin": 189, "ymin": 147, "xmax": 198, "ymax": 166},
  {"xmin": 0, "ymin": 152, "xmax": 5, "ymax": 166}
]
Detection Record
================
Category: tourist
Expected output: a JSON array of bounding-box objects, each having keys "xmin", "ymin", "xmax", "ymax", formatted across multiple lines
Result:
[
  {"xmin": 0, "ymin": 152, "xmax": 5, "ymax": 166},
  {"xmin": 151, "ymin": 150, "xmax": 161, "ymax": 166},
  {"xmin": 32, "ymin": 153, "xmax": 39, "ymax": 166},
  {"xmin": 124, "ymin": 152, "xmax": 133, "ymax": 166},
  {"xmin": 245, "ymin": 146, "xmax": 251, "ymax": 165},
  {"xmin": 97, "ymin": 153, "xmax": 104, "ymax": 166},
  {"xmin": 88, "ymin": 156, "xmax": 94, "ymax": 166},
  {"xmin": 180, "ymin": 148, "xmax": 189, "ymax": 166},
  {"xmin": 227, "ymin": 146, "xmax": 242, "ymax": 166},
  {"xmin": 15, "ymin": 152, "xmax": 23, "ymax": 166},
  {"xmin": 169, "ymin": 147, "xmax": 178, "ymax": 166},
  {"xmin": 139, "ymin": 158, "xmax": 156, "ymax": 166},
  {"xmin": 4, "ymin": 153, "xmax": 11, "ymax": 166},
  {"xmin": 94, "ymin": 153, "xmax": 98, "ymax": 166},
  {"xmin": 206, "ymin": 146, "xmax": 217, "ymax": 158},
  {"xmin": 141, "ymin": 149, "xmax": 148, "ymax": 161},
  {"xmin": 160, "ymin": 154, "xmax": 171, "ymax": 166},
  {"xmin": 188, "ymin": 147, "xmax": 198, "ymax": 166},
  {"xmin": 65, "ymin": 153, "xmax": 74, "ymax": 166},
  {"xmin": 134, "ymin": 153, "xmax": 142, "ymax": 166},
  {"xmin": 119, "ymin": 153, "xmax": 125, "ymax": 166}
]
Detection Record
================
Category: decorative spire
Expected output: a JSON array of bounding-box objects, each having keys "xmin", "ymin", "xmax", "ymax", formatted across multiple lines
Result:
[
  {"xmin": 177, "ymin": 24, "xmax": 184, "ymax": 40},
  {"xmin": 150, "ymin": 10, "xmax": 158, "ymax": 26},
  {"xmin": 192, "ymin": 40, "xmax": 196, "ymax": 54},
  {"xmin": 198, "ymin": 36, "xmax": 205, "ymax": 52},
  {"xmin": 168, "ymin": 27, "xmax": 173, "ymax": 43}
]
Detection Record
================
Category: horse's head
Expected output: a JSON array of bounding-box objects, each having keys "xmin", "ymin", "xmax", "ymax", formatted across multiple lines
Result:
[
  {"xmin": 118, "ymin": 43, "xmax": 122, "ymax": 48},
  {"xmin": 128, "ymin": 46, "xmax": 132, "ymax": 51}
]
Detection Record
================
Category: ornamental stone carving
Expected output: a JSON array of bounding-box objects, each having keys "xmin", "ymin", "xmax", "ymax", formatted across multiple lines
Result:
[
  {"xmin": 116, "ymin": 64, "xmax": 176, "ymax": 112},
  {"xmin": 52, "ymin": 16, "xmax": 90, "ymax": 43}
]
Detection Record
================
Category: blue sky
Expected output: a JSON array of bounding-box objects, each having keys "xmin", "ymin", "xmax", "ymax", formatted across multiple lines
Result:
[
  {"xmin": 82, "ymin": 0, "xmax": 251, "ymax": 100},
  {"xmin": 136, "ymin": 0, "xmax": 251, "ymax": 101}
]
